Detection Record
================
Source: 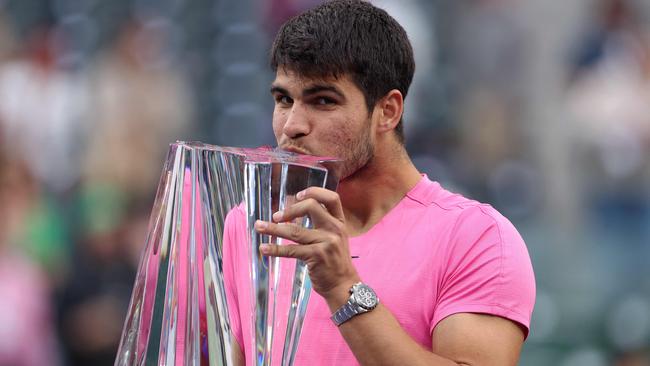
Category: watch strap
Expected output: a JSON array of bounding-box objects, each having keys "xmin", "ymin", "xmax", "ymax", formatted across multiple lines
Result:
[{"xmin": 331, "ymin": 301, "xmax": 363, "ymax": 326}]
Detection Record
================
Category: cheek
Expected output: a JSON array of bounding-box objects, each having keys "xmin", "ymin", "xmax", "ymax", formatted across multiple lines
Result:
[
  {"xmin": 272, "ymin": 109, "xmax": 286, "ymax": 139},
  {"xmin": 338, "ymin": 130, "xmax": 355, "ymax": 148},
  {"xmin": 323, "ymin": 124, "xmax": 358, "ymax": 152},
  {"xmin": 339, "ymin": 118, "xmax": 365, "ymax": 142}
]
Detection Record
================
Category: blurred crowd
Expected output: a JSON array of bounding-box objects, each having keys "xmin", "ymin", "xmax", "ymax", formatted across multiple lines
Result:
[
  {"xmin": 0, "ymin": 2, "xmax": 193, "ymax": 364},
  {"xmin": 0, "ymin": 0, "xmax": 648, "ymax": 365}
]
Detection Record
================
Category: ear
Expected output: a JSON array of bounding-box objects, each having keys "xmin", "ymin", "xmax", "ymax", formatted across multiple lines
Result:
[{"xmin": 375, "ymin": 89, "xmax": 404, "ymax": 134}]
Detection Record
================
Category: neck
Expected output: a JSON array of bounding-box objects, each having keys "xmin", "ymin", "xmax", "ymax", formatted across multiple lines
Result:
[{"xmin": 337, "ymin": 143, "xmax": 421, "ymax": 236}]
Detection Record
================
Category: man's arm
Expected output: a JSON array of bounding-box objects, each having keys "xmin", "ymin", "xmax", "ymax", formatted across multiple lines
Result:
[
  {"xmin": 432, "ymin": 313, "xmax": 524, "ymax": 365},
  {"xmin": 231, "ymin": 290, "xmax": 524, "ymax": 366},
  {"xmin": 256, "ymin": 187, "xmax": 527, "ymax": 366},
  {"xmin": 332, "ymin": 300, "xmax": 524, "ymax": 366},
  {"xmin": 302, "ymin": 276, "xmax": 524, "ymax": 366}
]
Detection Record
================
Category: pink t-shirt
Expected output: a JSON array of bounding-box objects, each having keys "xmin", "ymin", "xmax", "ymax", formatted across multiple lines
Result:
[{"xmin": 223, "ymin": 175, "xmax": 536, "ymax": 365}]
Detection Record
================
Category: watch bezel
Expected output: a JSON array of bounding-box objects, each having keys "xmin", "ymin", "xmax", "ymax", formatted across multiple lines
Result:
[{"xmin": 351, "ymin": 283, "xmax": 378, "ymax": 310}]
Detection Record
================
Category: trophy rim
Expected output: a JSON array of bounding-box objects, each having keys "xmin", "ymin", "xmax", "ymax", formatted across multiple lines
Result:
[{"xmin": 172, "ymin": 140, "xmax": 342, "ymax": 166}]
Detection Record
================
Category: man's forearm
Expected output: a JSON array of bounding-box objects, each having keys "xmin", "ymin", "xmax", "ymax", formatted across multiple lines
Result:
[{"xmin": 326, "ymin": 293, "xmax": 459, "ymax": 366}]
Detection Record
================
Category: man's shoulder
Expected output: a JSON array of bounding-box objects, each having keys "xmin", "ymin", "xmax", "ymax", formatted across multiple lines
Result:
[
  {"xmin": 407, "ymin": 177, "xmax": 518, "ymax": 236},
  {"xmin": 407, "ymin": 176, "xmax": 493, "ymax": 216}
]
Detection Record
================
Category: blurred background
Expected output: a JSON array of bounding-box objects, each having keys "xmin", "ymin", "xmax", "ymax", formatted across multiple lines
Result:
[{"xmin": 0, "ymin": 0, "xmax": 648, "ymax": 365}]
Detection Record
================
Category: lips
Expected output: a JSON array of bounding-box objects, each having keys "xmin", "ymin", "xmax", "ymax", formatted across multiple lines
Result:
[{"xmin": 280, "ymin": 145, "xmax": 310, "ymax": 155}]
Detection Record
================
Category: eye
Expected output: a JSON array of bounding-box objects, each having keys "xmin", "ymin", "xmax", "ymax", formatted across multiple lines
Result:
[
  {"xmin": 315, "ymin": 97, "xmax": 335, "ymax": 106},
  {"xmin": 275, "ymin": 95, "xmax": 293, "ymax": 106}
]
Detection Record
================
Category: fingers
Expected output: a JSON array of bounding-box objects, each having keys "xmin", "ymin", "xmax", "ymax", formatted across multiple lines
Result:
[
  {"xmin": 253, "ymin": 187, "xmax": 346, "ymax": 265},
  {"xmin": 273, "ymin": 197, "xmax": 338, "ymax": 230},
  {"xmin": 255, "ymin": 220, "xmax": 321, "ymax": 244},
  {"xmin": 297, "ymin": 187, "xmax": 344, "ymax": 221},
  {"xmin": 255, "ymin": 220, "xmax": 321, "ymax": 260},
  {"xmin": 273, "ymin": 187, "xmax": 344, "ymax": 229},
  {"xmin": 259, "ymin": 243, "xmax": 312, "ymax": 260}
]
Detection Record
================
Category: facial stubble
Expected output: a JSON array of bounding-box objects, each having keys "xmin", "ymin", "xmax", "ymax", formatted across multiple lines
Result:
[{"xmin": 338, "ymin": 117, "xmax": 374, "ymax": 181}]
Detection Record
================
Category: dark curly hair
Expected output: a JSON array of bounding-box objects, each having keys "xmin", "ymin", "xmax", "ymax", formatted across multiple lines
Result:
[{"xmin": 270, "ymin": 0, "xmax": 415, "ymax": 144}]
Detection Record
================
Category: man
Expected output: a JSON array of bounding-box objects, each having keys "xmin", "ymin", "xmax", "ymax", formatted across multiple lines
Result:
[{"xmin": 224, "ymin": 1, "xmax": 535, "ymax": 365}]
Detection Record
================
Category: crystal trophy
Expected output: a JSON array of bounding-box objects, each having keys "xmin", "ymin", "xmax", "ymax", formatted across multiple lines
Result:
[{"xmin": 114, "ymin": 141, "xmax": 339, "ymax": 366}]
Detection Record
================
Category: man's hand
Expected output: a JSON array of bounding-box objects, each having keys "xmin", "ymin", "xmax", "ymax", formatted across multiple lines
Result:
[{"xmin": 254, "ymin": 187, "xmax": 360, "ymax": 300}]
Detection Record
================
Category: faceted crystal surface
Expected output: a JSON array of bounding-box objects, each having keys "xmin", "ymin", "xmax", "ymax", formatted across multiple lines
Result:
[{"xmin": 114, "ymin": 141, "xmax": 338, "ymax": 366}]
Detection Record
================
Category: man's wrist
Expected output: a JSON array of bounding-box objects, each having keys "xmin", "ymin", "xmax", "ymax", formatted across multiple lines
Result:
[
  {"xmin": 330, "ymin": 282, "xmax": 380, "ymax": 326},
  {"xmin": 324, "ymin": 278, "xmax": 361, "ymax": 312}
]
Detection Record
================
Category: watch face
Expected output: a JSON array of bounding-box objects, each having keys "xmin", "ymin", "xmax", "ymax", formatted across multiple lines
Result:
[{"xmin": 353, "ymin": 284, "xmax": 378, "ymax": 309}]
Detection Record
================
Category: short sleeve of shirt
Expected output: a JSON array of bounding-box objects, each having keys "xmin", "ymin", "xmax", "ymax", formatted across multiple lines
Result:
[{"xmin": 431, "ymin": 205, "xmax": 536, "ymax": 338}]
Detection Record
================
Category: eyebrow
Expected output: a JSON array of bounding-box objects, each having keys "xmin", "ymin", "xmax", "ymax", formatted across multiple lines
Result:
[
  {"xmin": 270, "ymin": 85, "xmax": 289, "ymax": 96},
  {"xmin": 303, "ymin": 84, "xmax": 345, "ymax": 99},
  {"xmin": 270, "ymin": 84, "xmax": 346, "ymax": 100}
]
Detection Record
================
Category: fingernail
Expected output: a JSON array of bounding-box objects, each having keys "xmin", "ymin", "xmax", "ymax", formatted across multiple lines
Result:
[
  {"xmin": 296, "ymin": 190, "xmax": 305, "ymax": 200},
  {"xmin": 273, "ymin": 210, "xmax": 283, "ymax": 221},
  {"xmin": 259, "ymin": 244, "xmax": 270, "ymax": 254},
  {"xmin": 255, "ymin": 220, "xmax": 268, "ymax": 230}
]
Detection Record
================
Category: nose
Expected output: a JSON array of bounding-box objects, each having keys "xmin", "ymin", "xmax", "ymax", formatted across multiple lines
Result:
[{"xmin": 281, "ymin": 103, "xmax": 310, "ymax": 139}]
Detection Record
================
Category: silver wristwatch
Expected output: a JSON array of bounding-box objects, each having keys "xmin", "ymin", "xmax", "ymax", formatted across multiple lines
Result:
[{"xmin": 331, "ymin": 282, "xmax": 379, "ymax": 326}]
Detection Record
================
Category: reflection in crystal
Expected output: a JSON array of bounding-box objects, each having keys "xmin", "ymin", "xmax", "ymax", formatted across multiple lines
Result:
[{"xmin": 114, "ymin": 141, "xmax": 338, "ymax": 366}]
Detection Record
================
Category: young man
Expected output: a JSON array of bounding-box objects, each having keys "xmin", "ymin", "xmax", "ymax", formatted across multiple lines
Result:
[{"xmin": 224, "ymin": 1, "xmax": 535, "ymax": 364}]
